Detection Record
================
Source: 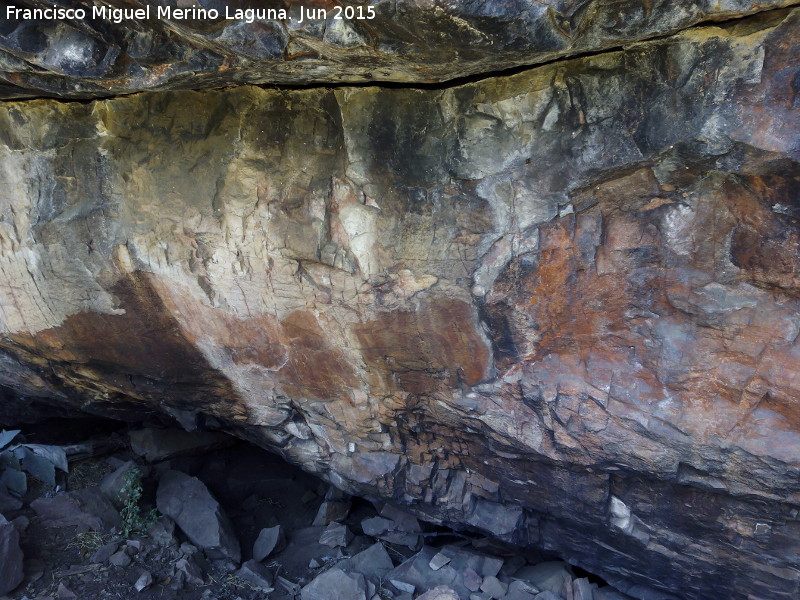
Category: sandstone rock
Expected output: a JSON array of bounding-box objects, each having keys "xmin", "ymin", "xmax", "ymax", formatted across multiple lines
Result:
[
  {"xmin": 0, "ymin": 513, "xmax": 24, "ymax": 595},
  {"xmin": 417, "ymin": 586, "xmax": 460, "ymax": 600},
  {"xmin": 337, "ymin": 541, "xmax": 394, "ymax": 583},
  {"xmin": 236, "ymin": 559, "xmax": 274, "ymax": 592},
  {"xmin": 0, "ymin": 7, "xmax": 798, "ymax": 600},
  {"xmin": 1, "ymin": 1, "xmax": 794, "ymax": 99},
  {"xmin": 31, "ymin": 488, "xmax": 120, "ymax": 532},
  {"xmin": 301, "ymin": 567, "xmax": 367, "ymax": 600},
  {"xmin": 56, "ymin": 582, "xmax": 77, "ymax": 600},
  {"xmin": 108, "ymin": 550, "xmax": 131, "ymax": 567},
  {"xmin": 99, "ymin": 460, "xmax": 150, "ymax": 508},
  {"xmin": 319, "ymin": 522, "xmax": 353, "ymax": 548},
  {"xmin": 506, "ymin": 580, "xmax": 541, "ymax": 600},
  {"xmin": 134, "ymin": 570, "xmax": 153, "ymax": 593},
  {"xmin": 90, "ymin": 541, "xmax": 119, "ymax": 564},
  {"xmin": 156, "ymin": 470, "xmax": 240, "ymax": 562},
  {"xmin": 312, "ymin": 487, "xmax": 352, "ymax": 526},
  {"xmin": 515, "ymin": 563, "xmax": 573, "ymax": 597},
  {"xmin": 253, "ymin": 525, "xmax": 285, "ymax": 561},
  {"xmin": 480, "ymin": 575, "xmax": 508, "ymax": 599},
  {"xmin": 174, "ymin": 556, "xmax": 205, "ymax": 586},
  {"xmin": 574, "ymin": 578, "xmax": 597, "ymax": 600},
  {"xmin": 129, "ymin": 428, "xmax": 233, "ymax": 463},
  {"xmin": 429, "ymin": 552, "xmax": 452, "ymax": 571}
]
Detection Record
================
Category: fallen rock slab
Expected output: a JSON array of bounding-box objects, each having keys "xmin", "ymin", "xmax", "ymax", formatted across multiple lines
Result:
[
  {"xmin": 156, "ymin": 470, "xmax": 240, "ymax": 562},
  {"xmin": 0, "ymin": 513, "xmax": 24, "ymax": 595},
  {"xmin": 300, "ymin": 567, "xmax": 367, "ymax": 600},
  {"xmin": 31, "ymin": 488, "xmax": 120, "ymax": 532},
  {"xmin": 236, "ymin": 559, "xmax": 274, "ymax": 592},
  {"xmin": 253, "ymin": 525, "xmax": 285, "ymax": 561},
  {"xmin": 129, "ymin": 428, "xmax": 234, "ymax": 463}
]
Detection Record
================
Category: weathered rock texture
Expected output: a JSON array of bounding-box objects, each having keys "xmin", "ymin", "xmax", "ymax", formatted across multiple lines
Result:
[
  {"xmin": 1, "ymin": 6, "xmax": 799, "ymax": 600},
  {"xmin": 0, "ymin": 0, "xmax": 798, "ymax": 98}
]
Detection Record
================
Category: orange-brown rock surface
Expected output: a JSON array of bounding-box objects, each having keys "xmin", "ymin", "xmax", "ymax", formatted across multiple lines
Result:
[{"xmin": 1, "ymin": 7, "xmax": 799, "ymax": 600}]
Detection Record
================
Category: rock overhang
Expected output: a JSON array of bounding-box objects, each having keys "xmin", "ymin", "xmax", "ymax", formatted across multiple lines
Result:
[
  {"xmin": 0, "ymin": 3, "xmax": 798, "ymax": 600},
  {"xmin": 0, "ymin": 0, "xmax": 798, "ymax": 99}
]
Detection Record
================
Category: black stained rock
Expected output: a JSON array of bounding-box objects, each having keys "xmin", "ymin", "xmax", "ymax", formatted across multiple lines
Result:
[{"xmin": 0, "ymin": 0, "xmax": 794, "ymax": 99}]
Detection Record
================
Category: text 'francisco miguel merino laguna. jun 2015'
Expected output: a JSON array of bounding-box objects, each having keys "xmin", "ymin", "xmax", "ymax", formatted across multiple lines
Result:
[{"xmin": 6, "ymin": 3, "xmax": 377, "ymax": 25}]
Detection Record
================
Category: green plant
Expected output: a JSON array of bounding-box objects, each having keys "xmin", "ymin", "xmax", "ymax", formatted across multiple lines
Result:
[{"xmin": 118, "ymin": 466, "xmax": 157, "ymax": 537}]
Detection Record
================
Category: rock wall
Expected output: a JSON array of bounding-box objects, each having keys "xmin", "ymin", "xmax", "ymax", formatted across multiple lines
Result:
[
  {"xmin": 0, "ymin": 0, "xmax": 797, "ymax": 98},
  {"xmin": 1, "ymin": 5, "xmax": 799, "ymax": 600}
]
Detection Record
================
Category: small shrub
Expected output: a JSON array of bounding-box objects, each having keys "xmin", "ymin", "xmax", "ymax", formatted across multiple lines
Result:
[{"xmin": 118, "ymin": 466, "xmax": 157, "ymax": 537}]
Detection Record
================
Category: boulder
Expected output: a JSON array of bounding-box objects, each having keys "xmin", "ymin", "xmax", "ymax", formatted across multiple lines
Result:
[
  {"xmin": 128, "ymin": 428, "xmax": 233, "ymax": 463},
  {"xmin": 300, "ymin": 567, "xmax": 367, "ymax": 600},
  {"xmin": 156, "ymin": 470, "xmax": 240, "ymax": 562},
  {"xmin": 0, "ymin": 513, "xmax": 24, "ymax": 595},
  {"xmin": 31, "ymin": 488, "xmax": 120, "ymax": 532}
]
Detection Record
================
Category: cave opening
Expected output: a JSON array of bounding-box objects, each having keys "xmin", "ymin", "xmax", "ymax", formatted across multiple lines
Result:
[{"xmin": 0, "ymin": 406, "xmax": 628, "ymax": 600}]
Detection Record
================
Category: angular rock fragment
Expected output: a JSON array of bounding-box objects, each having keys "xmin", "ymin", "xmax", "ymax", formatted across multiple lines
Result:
[
  {"xmin": 56, "ymin": 582, "xmax": 77, "ymax": 599},
  {"xmin": 156, "ymin": 470, "xmax": 240, "ymax": 562},
  {"xmin": 31, "ymin": 488, "xmax": 120, "ymax": 532},
  {"xmin": 236, "ymin": 559, "xmax": 274, "ymax": 592},
  {"xmin": 108, "ymin": 550, "xmax": 132, "ymax": 567},
  {"xmin": 574, "ymin": 578, "xmax": 596, "ymax": 600},
  {"xmin": 480, "ymin": 575, "xmax": 508, "ymax": 599},
  {"xmin": 505, "ymin": 579, "xmax": 541, "ymax": 600},
  {"xmin": 430, "ymin": 552, "xmax": 452, "ymax": 571},
  {"xmin": 533, "ymin": 592, "xmax": 564, "ymax": 600},
  {"xmin": 417, "ymin": 586, "xmax": 460, "ymax": 600},
  {"xmin": 134, "ymin": 570, "xmax": 153, "ymax": 592},
  {"xmin": 319, "ymin": 522, "xmax": 353, "ymax": 548},
  {"xmin": 175, "ymin": 557, "xmax": 205, "ymax": 586},
  {"xmin": 312, "ymin": 487, "xmax": 352, "ymax": 526},
  {"xmin": 90, "ymin": 541, "xmax": 119, "ymax": 564},
  {"xmin": 253, "ymin": 525, "xmax": 285, "ymax": 561},
  {"xmin": 337, "ymin": 541, "xmax": 395, "ymax": 583},
  {"xmin": 514, "ymin": 562, "xmax": 573, "ymax": 598},
  {"xmin": 129, "ymin": 428, "xmax": 233, "ymax": 463},
  {"xmin": 300, "ymin": 567, "xmax": 367, "ymax": 600},
  {"xmin": 0, "ymin": 513, "xmax": 24, "ymax": 595}
]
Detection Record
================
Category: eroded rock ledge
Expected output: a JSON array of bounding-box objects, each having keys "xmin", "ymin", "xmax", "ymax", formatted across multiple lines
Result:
[
  {"xmin": 0, "ymin": 6, "xmax": 799, "ymax": 600},
  {"xmin": 1, "ymin": 0, "xmax": 799, "ymax": 98}
]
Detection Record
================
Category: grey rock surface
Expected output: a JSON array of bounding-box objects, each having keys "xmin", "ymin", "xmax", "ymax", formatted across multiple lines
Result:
[
  {"xmin": 156, "ymin": 470, "xmax": 241, "ymax": 562},
  {"xmin": 1, "ymin": 1, "xmax": 796, "ymax": 99},
  {"xmin": 253, "ymin": 525, "xmax": 284, "ymax": 561},
  {"xmin": 128, "ymin": 428, "xmax": 233, "ymax": 462},
  {"xmin": 0, "ymin": 6, "xmax": 798, "ymax": 600},
  {"xmin": 300, "ymin": 566, "xmax": 367, "ymax": 600},
  {"xmin": 417, "ymin": 587, "xmax": 461, "ymax": 600},
  {"xmin": 31, "ymin": 488, "xmax": 120, "ymax": 532},
  {"xmin": 236, "ymin": 559, "xmax": 274, "ymax": 592},
  {"xmin": 0, "ymin": 513, "xmax": 24, "ymax": 595}
]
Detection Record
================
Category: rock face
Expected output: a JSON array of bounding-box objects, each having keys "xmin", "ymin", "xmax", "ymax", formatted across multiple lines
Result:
[
  {"xmin": 0, "ymin": 6, "xmax": 799, "ymax": 600},
  {"xmin": 0, "ymin": 0, "xmax": 797, "ymax": 98}
]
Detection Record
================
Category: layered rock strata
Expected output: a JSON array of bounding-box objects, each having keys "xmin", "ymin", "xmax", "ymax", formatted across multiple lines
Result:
[
  {"xmin": 0, "ymin": 0, "xmax": 798, "ymax": 98},
  {"xmin": 1, "ymin": 7, "xmax": 799, "ymax": 600}
]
